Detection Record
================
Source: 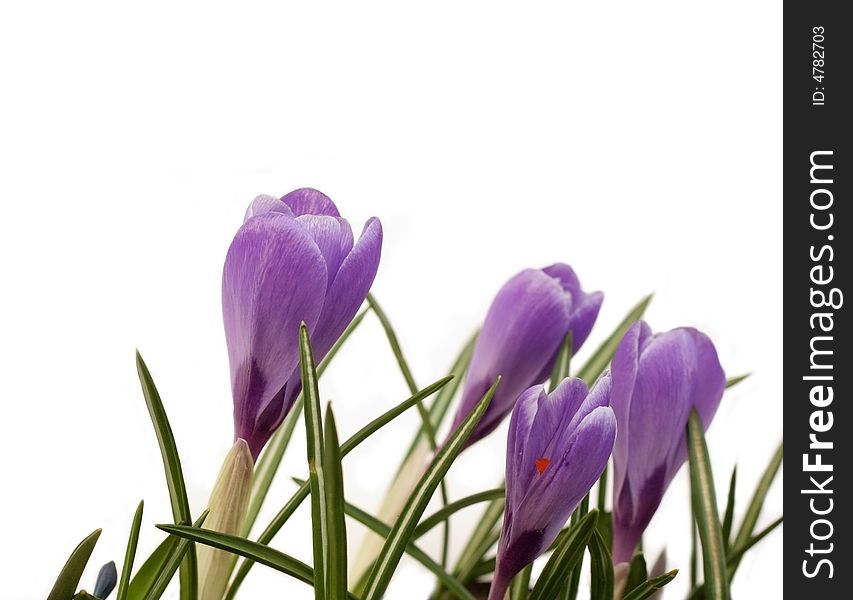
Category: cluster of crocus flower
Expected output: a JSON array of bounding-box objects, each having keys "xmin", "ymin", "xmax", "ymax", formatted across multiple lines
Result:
[{"xmin": 208, "ymin": 187, "xmax": 727, "ymax": 600}]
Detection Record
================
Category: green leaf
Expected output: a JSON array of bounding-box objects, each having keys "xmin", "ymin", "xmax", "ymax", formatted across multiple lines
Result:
[
  {"xmin": 299, "ymin": 324, "xmax": 328, "ymax": 600},
  {"xmin": 564, "ymin": 494, "xmax": 592, "ymax": 600},
  {"xmin": 452, "ymin": 497, "xmax": 504, "ymax": 583},
  {"xmin": 685, "ymin": 517, "xmax": 782, "ymax": 600},
  {"xmin": 360, "ymin": 379, "xmax": 498, "ymax": 600},
  {"xmin": 596, "ymin": 464, "xmax": 609, "ymax": 512},
  {"xmin": 529, "ymin": 510, "xmax": 599, "ymax": 600},
  {"xmin": 340, "ymin": 499, "xmax": 476, "ymax": 600},
  {"xmin": 587, "ymin": 528, "xmax": 614, "ymax": 600},
  {"xmin": 725, "ymin": 373, "xmax": 751, "ymax": 389},
  {"xmin": 730, "ymin": 442, "xmax": 783, "ymax": 570},
  {"xmin": 468, "ymin": 557, "xmax": 496, "ymax": 580},
  {"xmin": 136, "ymin": 351, "xmax": 196, "ymax": 600},
  {"xmin": 141, "ymin": 512, "xmax": 207, "ymax": 600},
  {"xmin": 549, "ymin": 331, "xmax": 573, "ymax": 391},
  {"xmin": 510, "ymin": 564, "xmax": 532, "ymax": 600},
  {"xmin": 687, "ymin": 410, "xmax": 729, "ymax": 600},
  {"xmin": 727, "ymin": 516, "xmax": 783, "ymax": 568},
  {"xmin": 400, "ymin": 333, "xmax": 475, "ymax": 471},
  {"xmin": 624, "ymin": 552, "xmax": 648, "ymax": 596},
  {"xmin": 116, "ymin": 501, "xmax": 145, "ymax": 600},
  {"xmin": 622, "ymin": 569, "xmax": 679, "ymax": 600},
  {"xmin": 224, "ymin": 376, "xmax": 452, "ymax": 600},
  {"xmin": 125, "ymin": 537, "xmax": 174, "ymax": 600},
  {"xmin": 47, "ymin": 528, "xmax": 102, "ymax": 600},
  {"xmin": 242, "ymin": 308, "xmax": 368, "ymax": 542},
  {"xmin": 576, "ymin": 294, "xmax": 652, "ymax": 384},
  {"xmin": 323, "ymin": 406, "xmax": 348, "ymax": 600},
  {"xmin": 367, "ymin": 294, "xmax": 419, "ymax": 395},
  {"xmin": 157, "ymin": 525, "xmax": 357, "ymax": 599},
  {"xmin": 690, "ymin": 517, "xmax": 698, "ymax": 587},
  {"xmin": 413, "ymin": 488, "xmax": 505, "ymax": 539},
  {"xmin": 367, "ymin": 294, "xmax": 451, "ymax": 570},
  {"xmin": 721, "ymin": 467, "xmax": 737, "ymax": 551}
]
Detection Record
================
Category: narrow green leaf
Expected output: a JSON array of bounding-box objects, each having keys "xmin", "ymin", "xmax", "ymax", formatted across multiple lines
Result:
[
  {"xmin": 116, "ymin": 501, "xmax": 145, "ymax": 600},
  {"xmin": 565, "ymin": 493, "xmax": 592, "ymax": 600},
  {"xmin": 596, "ymin": 511, "xmax": 613, "ymax": 554},
  {"xmin": 597, "ymin": 464, "xmax": 609, "ymax": 512},
  {"xmin": 341, "ymin": 500, "xmax": 476, "ymax": 600},
  {"xmin": 453, "ymin": 497, "xmax": 504, "ymax": 583},
  {"xmin": 360, "ymin": 379, "xmax": 498, "ymax": 600},
  {"xmin": 224, "ymin": 376, "xmax": 452, "ymax": 600},
  {"xmin": 367, "ymin": 294, "xmax": 451, "ymax": 571},
  {"xmin": 689, "ymin": 518, "xmax": 698, "ymax": 588},
  {"xmin": 135, "ymin": 352, "xmax": 195, "ymax": 600},
  {"xmin": 299, "ymin": 324, "xmax": 328, "ymax": 600},
  {"xmin": 687, "ymin": 410, "xmax": 729, "ymax": 600},
  {"xmin": 400, "ymin": 333, "xmax": 476, "ymax": 471},
  {"xmin": 510, "ymin": 564, "xmax": 532, "ymax": 600},
  {"xmin": 576, "ymin": 294, "xmax": 652, "ymax": 384},
  {"xmin": 468, "ymin": 557, "xmax": 496, "ymax": 580},
  {"xmin": 622, "ymin": 569, "xmax": 679, "ymax": 600},
  {"xmin": 414, "ymin": 488, "xmax": 505, "ymax": 539},
  {"xmin": 157, "ymin": 525, "xmax": 357, "ymax": 599},
  {"xmin": 588, "ymin": 528, "xmax": 614, "ymax": 600},
  {"xmin": 242, "ymin": 308, "xmax": 368, "ymax": 541},
  {"xmin": 324, "ymin": 406, "xmax": 348, "ymax": 600},
  {"xmin": 727, "ymin": 516, "xmax": 783, "ymax": 568},
  {"xmin": 549, "ymin": 331, "xmax": 573, "ymax": 391},
  {"xmin": 125, "ymin": 537, "xmax": 174, "ymax": 600},
  {"xmin": 730, "ymin": 442, "xmax": 783, "ymax": 570},
  {"xmin": 141, "ymin": 512, "xmax": 207, "ymax": 600},
  {"xmin": 624, "ymin": 552, "xmax": 648, "ymax": 596},
  {"xmin": 367, "ymin": 294, "xmax": 418, "ymax": 395},
  {"xmin": 686, "ymin": 517, "xmax": 782, "ymax": 600},
  {"xmin": 529, "ymin": 510, "xmax": 599, "ymax": 600},
  {"xmin": 721, "ymin": 467, "xmax": 737, "ymax": 550},
  {"xmin": 47, "ymin": 528, "xmax": 102, "ymax": 600},
  {"xmin": 725, "ymin": 373, "xmax": 751, "ymax": 389}
]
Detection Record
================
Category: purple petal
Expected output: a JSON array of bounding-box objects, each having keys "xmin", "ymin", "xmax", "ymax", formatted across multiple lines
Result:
[
  {"xmin": 610, "ymin": 322, "xmax": 725, "ymax": 561},
  {"xmin": 514, "ymin": 402, "xmax": 615, "ymax": 542},
  {"xmin": 222, "ymin": 212, "xmax": 328, "ymax": 459},
  {"xmin": 542, "ymin": 263, "xmax": 604, "ymax": 351},
  {"xmin": 451, "ymin": 269, "xmax": 572, "ymax": 446},
  {"xmin": 295, "ymin": 215, "xmax": 355, "ymax": 282},
  {"xmin": 312, "ymin": 217, "xmax": 382, "ymax": 359},
  {"xmin": 243, "ymin": 194, "xmax": 294, "ymax": 222},
  {"xmin": 610, "ymin": 321, "xmax": 652, "ymax": 512},
  {"xmin": 281, "ymin": 187, "xmax": 341, "ymax": 217}
]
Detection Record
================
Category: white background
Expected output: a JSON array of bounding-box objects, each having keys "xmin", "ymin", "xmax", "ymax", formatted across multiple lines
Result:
[{"xmin": 0, "ymin": 2, "xmax": 781, "ymax": 598}]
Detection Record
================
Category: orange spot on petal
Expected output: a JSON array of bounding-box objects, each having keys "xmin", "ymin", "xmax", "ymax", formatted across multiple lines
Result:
[{"xmin": 535, "ymin": 457, "xmax": 551, "ymax": 475}]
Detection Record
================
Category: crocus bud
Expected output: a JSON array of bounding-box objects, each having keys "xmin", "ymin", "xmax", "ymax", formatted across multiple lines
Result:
[
  {"xmin": 488, "ymin": 377, "xmax": 616, "ymax": 600},
  {"xmin": 223, "ymin": 188, "xmax": 382, "ymax": 459},
  {"xmin": 610, "ymin": 321, "xmax": 725, "ymax": 564},
  {"xmin": 197, "ymin": 439, "xmax": 254, "ymax": 600},
  {"xmin": 448, "ymin": 264, "xmax": 603, "ymax": 448},
  {"xmin": 93, "ymin": 561, "xmax": 117, "ymax": 599}
]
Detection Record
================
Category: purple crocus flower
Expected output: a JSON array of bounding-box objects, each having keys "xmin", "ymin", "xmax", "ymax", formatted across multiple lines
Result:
[
  {"xmin": 223, "ymin": 188, "xmax": 382, "ymax": 459},
  {"xmin": 488, "ymin": 377, "xmax": 617, "ymax": 600},
  {"xmin": 448, "ymin": 264, "xmax": 603, "ymax": 448},
  {"xmin": 610, "ymin": 321, "xmax": 725, "ymax": 564}
]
